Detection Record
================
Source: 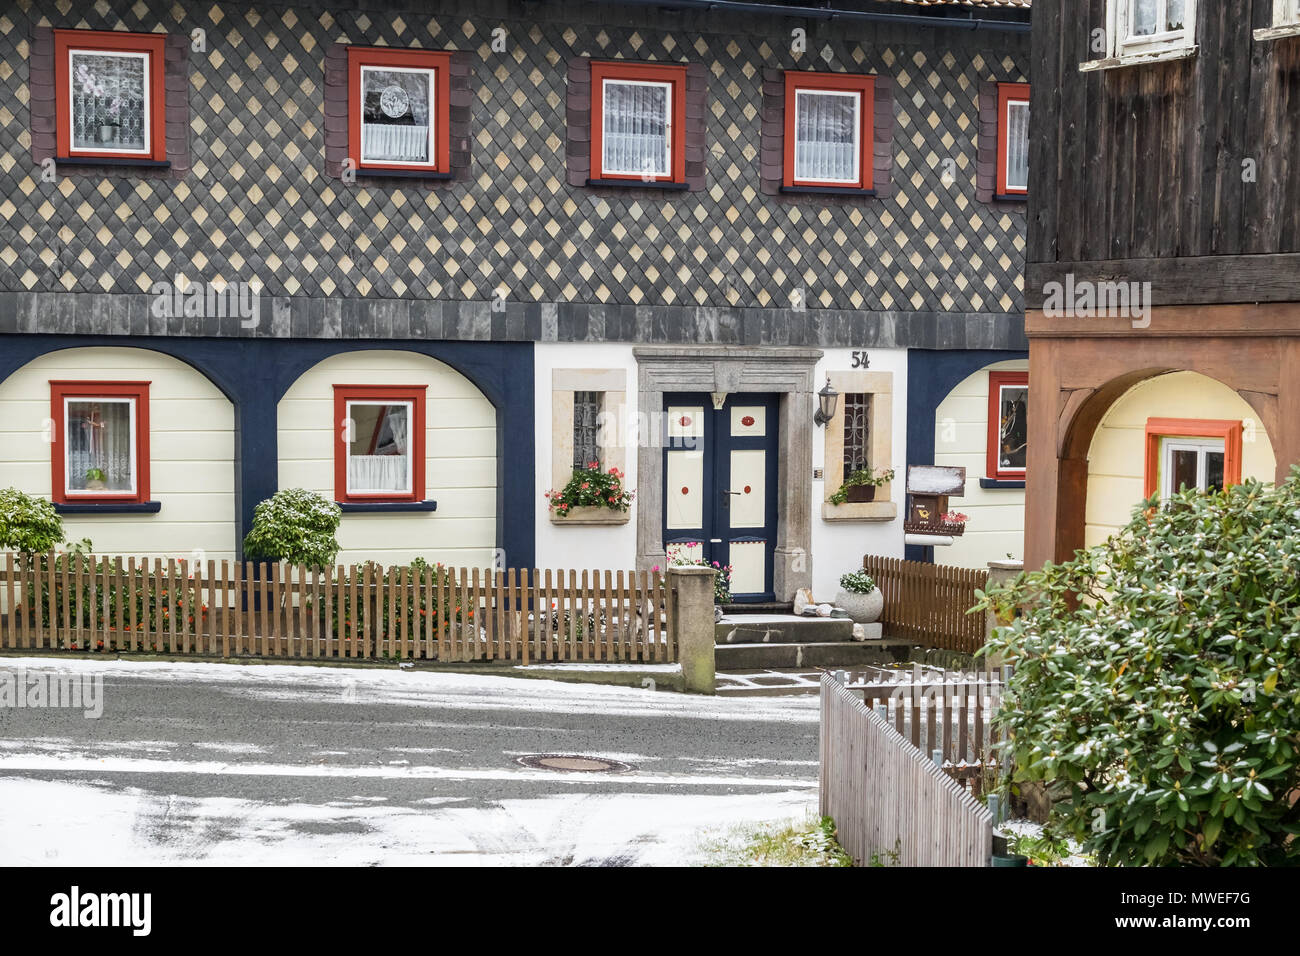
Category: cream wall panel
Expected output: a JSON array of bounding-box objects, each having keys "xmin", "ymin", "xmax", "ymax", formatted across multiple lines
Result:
[
  {"xmin": 277, "ymin": 350, "xmax": 497, "ymax": 566},
  {"xmin": 0, "ymin": 347, "xmax": 237, "ymax": 561},
  {"xmin": 1085, "ymin": 371, "xmax": 1276, "ymax": 544},
  {"xmin": 933, "ymin": 359, "xmax": 1028, "ymax": 570}
]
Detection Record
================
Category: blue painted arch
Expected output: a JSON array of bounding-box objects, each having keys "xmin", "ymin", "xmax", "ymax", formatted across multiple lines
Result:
[
  {"xmin": 0, "ymin": 336, "xmax": 535, "ymax": 567},
  {"xmin": 905, "ymin": 348, "xmax": 1027, "ymax": 563}
]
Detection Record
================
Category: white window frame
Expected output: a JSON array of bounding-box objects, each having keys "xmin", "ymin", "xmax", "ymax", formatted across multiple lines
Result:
[
  {"xmin": 358, "ymin": 65, "xmax": 438, "ymax": 168},
  {"xmin": 63, "ymin": 396, "xmax": 138, "ymax": 496},
  {"xmin": 996, "ymin": 382, "xmax": 1028, "ymax": 475},
  {"xmin": 1159, "ymin": 436, "xmax": 1224, "ymax": 498},
  {"xmin": 791, "ymin": 88, "xmax": 863, "ymax": 186},
  {"xmin": 1003, "ymin": 95, "xmax": 1029, "ymax": 195},
  {"xmin": 1108, "ymin": 0, "xmax": 1197, "ymax": 58},
  {"xmin": 599, "ymin": 77, "xmax": 673, "ymax": 178},
  {"xmin": 345, "ymin": 399, "xmax": 415, "ymax": 496},
  {"xmin": 67, "ymin": 47, "xmax": 152, "ymax": 157},
  {"xmin": 1277, "ymin": 0, "xmax": 1300, "ymax": 25}
]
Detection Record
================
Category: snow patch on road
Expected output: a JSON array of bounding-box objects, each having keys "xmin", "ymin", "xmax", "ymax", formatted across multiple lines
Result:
[{"xmin": 0, "ymin": 776, "xmax": 814, "ymax": 866}]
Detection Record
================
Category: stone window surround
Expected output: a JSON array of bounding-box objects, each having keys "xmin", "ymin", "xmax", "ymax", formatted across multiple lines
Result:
[
  {"xmin": 821, "ymin": 369, "xmax": 896, "ymax": 522},
  {"xmin": 551, "ymin": 367, "xmax": 628, "ymax": 525},
  {"xmin": 634, "ymin": 345, "xmax": 821, "ymax": 602}
]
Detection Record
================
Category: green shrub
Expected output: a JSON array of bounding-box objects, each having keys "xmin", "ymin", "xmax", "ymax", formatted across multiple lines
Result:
[
  {"xmin": 242, "ymin": 488, "xmax": 342, "ymax": 569},
  {"xmin": 978, "ymin": 471, "xmax": 1300, "ymax": 866},
  {"xmin": 0, "ymin": 488, "xmax": 65, "ymax": 561}
]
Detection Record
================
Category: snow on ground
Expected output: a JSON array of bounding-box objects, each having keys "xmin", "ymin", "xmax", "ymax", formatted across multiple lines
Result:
[
  {"xmin": 0, "ymin": 656, "xmax": 817, "ymax": 723},
  {"xmin": 0, "ymin": 776, "xmax": 814, "ymax": 867}
]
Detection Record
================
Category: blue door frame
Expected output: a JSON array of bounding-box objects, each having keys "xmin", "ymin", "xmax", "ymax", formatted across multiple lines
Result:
[{"xmin": 662, "ymin": 392, "xmax": 779, "ymax": 602}]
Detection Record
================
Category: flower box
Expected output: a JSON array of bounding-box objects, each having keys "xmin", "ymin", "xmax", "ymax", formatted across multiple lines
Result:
[{"xmin": 548, "ymin": 506, "xmax": 630, "ymax": 526}]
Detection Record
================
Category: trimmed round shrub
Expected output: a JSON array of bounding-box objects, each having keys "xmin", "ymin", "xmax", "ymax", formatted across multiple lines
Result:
[
  {"xmin": 0, "ymin": 488, "xmax": 64, "ymax": 559},
  {"xmin": 979, "ymin": 471, "xmax": 1300, "ymax": 866},
  {"xmin": 242, "ymin": 488, "xmax": 342, "ymax": 570}
]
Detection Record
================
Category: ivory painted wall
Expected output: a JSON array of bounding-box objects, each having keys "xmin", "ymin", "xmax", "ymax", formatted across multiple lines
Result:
[
  {"xmin": 0, "ymin": 347, "xmax": 237, "ymax": 560},
  {"xmin": 810, "ymin": 348, "xmax": 909, "ymax": 601},
  {"xmin": 277, "ymin": 350, "xmax": 497, "ymax": 566},
  {"xmin": 933, "ymin": 359, "xmax": 1028, "ymax": 569},
  {"xmin": 1085, "ymin": 371, "xmax": 1277, "ymax": 547},
  {"xmin": 533, "ymin": 343, "xmax": 638, "ymax": 572}
]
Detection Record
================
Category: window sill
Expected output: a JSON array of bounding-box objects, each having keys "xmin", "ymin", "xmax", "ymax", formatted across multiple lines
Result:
[
  {"xmin": 780, "ymin": 185, "xmax": 876, "ymax": 197},
  {"xmin": 549, "ymin": 507, "xmax": 631, "ymax": 526},
  {"xmin": 354, "ymin": 168, "xmax": 453, "ymax": 180},
  {"xmin": 54, "ymin": 501, "xmax": 162, "ymax": 515},
  {"xmin": 55, "ymin": 156, "xmax": 170, "ymax": 169},
  {"xmin": 1254, "ymin": 24, "xmax": 1300, "ymax": 41},
  {"xmin": 1078, "ymin": 45, "xmax": 1198, "ymax": 72},
  {"xmin": 979, "ymin": 478, "xmax": 1025, "ymax": 489},
  {"xmin": 337, "ymin": 500, "xmax": 438, "ymax": 513},
  {"xmin": 821, "ymin": 500, "xmax": 898, "ymax": 522},
  {"xmin": 992, "ymin": 193, "xmax": 1028, "ymax": 203},
  {"xmin": 585, "ymin": 178, "xmax": 688, "ymax": 191}
]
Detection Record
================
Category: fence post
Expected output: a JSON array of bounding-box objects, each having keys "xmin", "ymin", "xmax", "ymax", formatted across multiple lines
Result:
[
  {"xmin": 983, "ymin": 559, "xmax": 1022, "ymax": 663},
  {"xmin": 668, "ymin": 566, "xmax": 716, "ymax": 694}
]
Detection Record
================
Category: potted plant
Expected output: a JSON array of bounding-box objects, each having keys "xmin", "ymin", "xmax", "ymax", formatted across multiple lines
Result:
[
  {"xmin": 829, "ymin": 467, "xmax": 895, "ymax": 505},
  {"xmin": 83, "ymin": 467, "xmax": 108, "ymax": 491},
  {"xmin": 654, "ymin": 546, "xmax": 733, "ymax": 604},
  {"xmin": 940, "ymin": 511, "xmax": 969, "ymax": 534},
  {"xmin": 835, "ymin": 569, "xmax": 882, "ymax": 623},
  {"xmin": 545, "ymin": 462, "xmax": 634, "ymax": 521}
]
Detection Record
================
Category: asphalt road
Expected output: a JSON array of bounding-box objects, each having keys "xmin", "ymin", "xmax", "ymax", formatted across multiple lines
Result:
[{"xmin": 0, "ymin": 658, "xmax": 820, "ymax": 865}]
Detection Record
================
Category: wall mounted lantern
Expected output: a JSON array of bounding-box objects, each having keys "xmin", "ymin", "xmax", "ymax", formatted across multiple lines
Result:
[{"xmin": 814, "ymin": 377, "xmax": 839, "ymax": 427}]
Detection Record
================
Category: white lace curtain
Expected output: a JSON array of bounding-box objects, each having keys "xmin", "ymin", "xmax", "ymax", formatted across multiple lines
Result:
[
  {"xmin": 71, "ymin": 52, "xmax": 147, "ymax": 151},
  {"xmin": 793, "ymin": 91, "xmax": 859, "ymax": 183},
  {"xmin": 360, "ymin": 68, "xmax": 432, "ymax": 163},
  {"xmin": 602, "ymin": 81, "xmax": 669, "ymax": 176},
  {"xmin": 348, "ymin": 409, "xmax": 409, "ymax": 493},
  {"xmin": 1006, "ymin": 102, "xmax": 1029, "ymax": 191},
  {"xmin": 66, "ymin": 400, "xmax": 133, "ymax": 491}
]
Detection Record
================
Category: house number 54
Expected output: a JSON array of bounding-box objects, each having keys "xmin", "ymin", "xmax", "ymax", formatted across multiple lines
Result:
[{"xmin": 850, "ymin": 351, "xmax": 870, "ymax": 368}]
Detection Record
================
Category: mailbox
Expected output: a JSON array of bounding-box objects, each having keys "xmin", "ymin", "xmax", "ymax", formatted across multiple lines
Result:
[{"xmin": 905, "ymin": 465, "xmax": 966, "ymax": 537}]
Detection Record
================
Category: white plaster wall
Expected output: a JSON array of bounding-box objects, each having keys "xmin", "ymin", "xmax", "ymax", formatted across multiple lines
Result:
[
  {"xmin": 533, "ymin": 343, "xmax": 639, "ymax": 572},
  {"xmin": 1085, "ymin": 371, "xmax": 1276, "ymax": 548},
  {"xmin": 277, "ymin": 350, "xmax": 497, "ymax": 566},
  {"xmin": 0, "ymin": 347, "xmax": 237, "ymax": 560},
  {"xmin": 933, "ymin": 358, "xmax": 1028, "ymax": 569},
  {"xmin": 810, "ymin": 348, "xmax": 909, "ymax": 602}
]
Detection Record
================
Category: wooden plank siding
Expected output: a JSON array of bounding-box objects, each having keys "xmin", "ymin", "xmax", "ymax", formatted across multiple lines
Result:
[
  {"xmin": 1028, "ymin": 0, "xmax": 1300, "ymax": 306},
  {"xmin": 0, "ymin": 555, "xmax": 674, "ymax": 664}
]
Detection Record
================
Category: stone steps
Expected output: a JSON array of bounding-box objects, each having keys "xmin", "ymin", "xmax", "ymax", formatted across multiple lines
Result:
[
  {"xmin": 715, "ymin": 640, "xmax": 905, "ymax": 670},
  {"xmin": 715, "ymin": 615, "xmax": 856, "ymax": 645}
]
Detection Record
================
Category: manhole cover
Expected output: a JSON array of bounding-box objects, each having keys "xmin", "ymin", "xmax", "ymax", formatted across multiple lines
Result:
[{"xmin": 516, "ymin": 753, "xmax": 634, "ymax": 774}]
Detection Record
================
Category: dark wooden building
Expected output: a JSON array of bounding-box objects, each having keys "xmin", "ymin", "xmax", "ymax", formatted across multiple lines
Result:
[{"xmin": 1025, "ymin": 0, "xmax": 1300, "ymax": 568}]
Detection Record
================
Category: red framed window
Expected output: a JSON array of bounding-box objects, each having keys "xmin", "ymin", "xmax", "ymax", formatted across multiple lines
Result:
[
  {"xmin": 333, "ymin": 385, "xmax": 427, "ymax": 503},
  {"xmin": 590, "ymin": 61, "xmax": 687, "ymax": 183},
  {"xmin": 54, "ymin": 30, "xmax": 167, "ymax": 161},
  {"xmin": 996, "ymin": 82, "xmax": 1030, "ymax": 196},
  {"xmin": 1143, "ymin": 418, "xmax": 1242, "ymax": 499},
  {"xmin": 987, "ymin": 371, "xmax": 1028, "ymax": 481},
  {"xmin": 783, "ymin": 72, "xmax": 874, "ymax": 189},
  {"xmin": 347, "ymin": 47, "xmax": 452, "ymax": 173},
  {"xmin": 50, "ymin": 381, "xmax": 151, "ymax": 505}
]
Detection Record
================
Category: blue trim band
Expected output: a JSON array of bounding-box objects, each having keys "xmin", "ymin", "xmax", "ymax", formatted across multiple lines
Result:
[
  {"xmin": 338, "ymin": 500, "xmax": 438, "ymax": 513},
  {"xmin": 54, "ymin": 501, "xmax": 162, "ymax": 515},
  {"xmin": 979, "ymin": 478, "xmax": 1025, "ymax": 490}
]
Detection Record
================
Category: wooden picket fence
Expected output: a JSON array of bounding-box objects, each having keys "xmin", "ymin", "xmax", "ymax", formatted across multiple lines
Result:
[
  {"xmin": 0, "ymin": 553, "xmax": 675, "ymax": 664},
  {"xmin": 860, "ymin": 554, "xmax": 989, "ymax": 654},
  {"xmin": 844, "ymin": 663, "xmax": 1008, "ymax": 797},
  {"xmin": 821, "ymin": 671, "xmax": 993, "ymax": 867}
]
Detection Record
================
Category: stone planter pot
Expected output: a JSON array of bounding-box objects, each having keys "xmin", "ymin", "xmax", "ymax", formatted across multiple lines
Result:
[
  {"xmin": 844, "ymin": 484, "xmax": 877, "ymax": 503},
  {"xmin": 836, "ymin": 588, "xmax": 883, "ymax": 623}
]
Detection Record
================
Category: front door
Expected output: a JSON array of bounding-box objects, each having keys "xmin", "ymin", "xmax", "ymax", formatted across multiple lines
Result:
[{"xmin": 662, "ymin": 393, "xmax": 779, "ymax": 603}]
